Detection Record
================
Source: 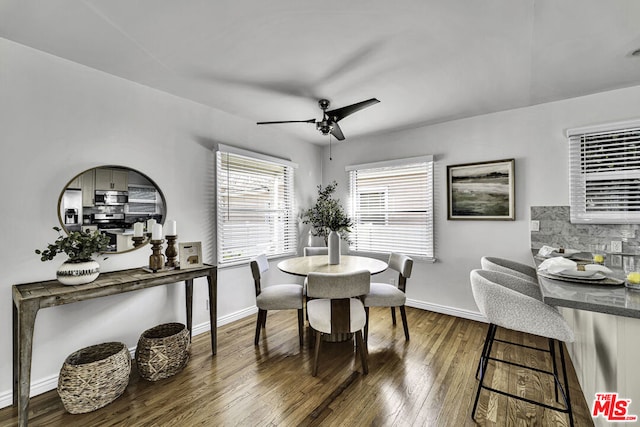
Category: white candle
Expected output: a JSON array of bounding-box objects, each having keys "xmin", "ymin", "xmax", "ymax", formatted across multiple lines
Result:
[
  {"xmin": 146, "ymin": 218, "xmax": 156, "ymax": 233},
  {"xmin": 165, "ymin": 220, "xmax": 177, "ymax": 236},
  {"xmin": 133, "ymin": 222, "xmax": 144, "ymax": 237},
  {"xmin": 152, "ymin": 223, "xmax": 163, "ymax": 240}
]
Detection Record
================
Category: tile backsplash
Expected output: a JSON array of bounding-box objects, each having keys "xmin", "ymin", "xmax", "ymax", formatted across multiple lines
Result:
[{"xmin": 531, "ymin": 206, "xmax": 640, "ymax": 254}]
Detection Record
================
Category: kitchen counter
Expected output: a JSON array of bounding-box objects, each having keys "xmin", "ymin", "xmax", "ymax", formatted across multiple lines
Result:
[
  {"xmin": 102, "ymin": 228, "xmax": 135, "ymax": 251},
  {"xmin": 532, "ymin": 250, "xmax": 640, "ymax": 319}
]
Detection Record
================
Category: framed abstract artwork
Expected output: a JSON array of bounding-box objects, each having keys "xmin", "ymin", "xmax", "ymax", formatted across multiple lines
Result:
[{"xmin": 447, "ymin": 159, "xmax": 515, "ymax": 220}]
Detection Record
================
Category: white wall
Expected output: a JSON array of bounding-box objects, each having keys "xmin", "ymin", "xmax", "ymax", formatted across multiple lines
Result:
[
  {"xmin": 0, "ymin": 38, "xmax": 321, "ymax": 405},
  {"xmin": 4, "ymin": 32, "xmax": 640, "ymax": 416},
  {"xmin": 322, "ymin": 85, "xmax": 640, "ymax": 316},
  {"xmin": 321, "ymin": 83, "xmax": 640, "ymax": 421}
]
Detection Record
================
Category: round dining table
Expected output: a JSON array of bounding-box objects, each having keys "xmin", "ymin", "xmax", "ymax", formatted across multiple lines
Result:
[
  {"xmin": 277, "ymin": 255, "xmax": 388, "ymax": 277},
  {"xmin": 278, "ymin": 254, "xmax": 388, "ymax": 342}
]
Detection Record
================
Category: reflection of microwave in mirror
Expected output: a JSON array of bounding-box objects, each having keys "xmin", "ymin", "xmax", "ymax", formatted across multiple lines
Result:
[
  {"xmin": 126, "ymin": 185, "xmax": 161, "ymax": 214},
  {"xmin": 95, "ymin": 190, "xmax": 128, "ymax": 205}
]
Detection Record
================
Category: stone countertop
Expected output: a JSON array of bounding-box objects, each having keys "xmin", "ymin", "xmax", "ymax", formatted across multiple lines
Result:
[
  {"xmin": 532, "ymin": 250, "xmax": 640, "ymax": 319},
  {"xmin": 103, "ymin": 228, "xmax": 134, "ymax": 235}
]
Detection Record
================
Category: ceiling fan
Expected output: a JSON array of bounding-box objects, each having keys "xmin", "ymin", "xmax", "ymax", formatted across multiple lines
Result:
[{"xmin": 256, "ymin": 98, "xmax": 380, "ymax": 140}]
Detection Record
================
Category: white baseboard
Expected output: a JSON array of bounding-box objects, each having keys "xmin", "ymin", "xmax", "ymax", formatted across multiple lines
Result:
[
  {"xmin": 192, "ymin": 306, "xmax": 257, "ymax": 336},
  {"xmin": 1, "ymin": 303, "xmax": 481, "ymax": 410},
  {"xmin": 0, "ymin": 307, "xmax": 259, "ymax": 410},
  {"xmin": 0, "ymin": 373, "xmax": 59, "ymax": 409},
  {"xmin": 406, "ymin": 298, "xmax": 486, "ymax": 323}
]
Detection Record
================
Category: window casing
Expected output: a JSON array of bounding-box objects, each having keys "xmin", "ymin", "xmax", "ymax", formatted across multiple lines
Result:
[
  {"xmin": 568, "ymin": 120, "xmax": 640, "ymax": 224},
  {"xmin": 347, "ymin": 156, "xmax": 434, "ymax": 260},
  {"xmin": 216, "ymin": 146, "xmax": 297, "ymax": 266}
]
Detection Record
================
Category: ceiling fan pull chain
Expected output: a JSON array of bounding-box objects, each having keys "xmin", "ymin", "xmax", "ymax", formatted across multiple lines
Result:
[{"xmin": 329, "ymin": 134, "xmax": 333, "ymax": 161}]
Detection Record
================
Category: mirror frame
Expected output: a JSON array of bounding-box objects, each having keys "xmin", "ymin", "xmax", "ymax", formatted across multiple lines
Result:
[{"xmin": 57, "ymin": 165, "xmax": 167, "ymax": 254}]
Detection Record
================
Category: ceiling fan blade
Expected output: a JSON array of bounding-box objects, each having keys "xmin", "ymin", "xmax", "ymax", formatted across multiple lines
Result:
[
  {"xmin": 326, "ymin": 98, "xmax": 380, "ymax": 122},
  {"xmin": 330, "ymin": 122, "xmax": 345, "ymax": 141},
  {"xmin": 256, "ymin": 119, "xmax": 316, "ymax": 125}
]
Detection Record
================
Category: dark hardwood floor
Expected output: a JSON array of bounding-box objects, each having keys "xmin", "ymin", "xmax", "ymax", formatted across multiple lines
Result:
[{"xmin": 0, "ymin": 307, "xmax": 594, "ymax": 426}]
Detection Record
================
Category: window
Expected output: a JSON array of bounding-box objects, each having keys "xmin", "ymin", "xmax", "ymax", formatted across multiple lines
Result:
[
  {"xmin": 216, "ymin": 145, "xmax": 297, "ymax": 266},
  {"xmin": 358, "ymin": 188, "xmax": 388, "ymax": 225},
  {"xmin": 347, "ymin": 156, "xmax": 434, "ymax": 260},
  {"xmin": 568, "ymin": 119, "xmax": 640, "ymax": 224},
  {"xmin": 126, "ymin": 185, "xmax": 160, "ymax": 214}
]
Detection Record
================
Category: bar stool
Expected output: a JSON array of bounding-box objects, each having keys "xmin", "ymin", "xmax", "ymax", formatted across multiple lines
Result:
[
  {"xmin": 469, "ymin": 269, "xmax": 575, "ymax": 426},
  {"xmin": 481, "ymin": 256, "xmax": 538, "ymax": 284}
]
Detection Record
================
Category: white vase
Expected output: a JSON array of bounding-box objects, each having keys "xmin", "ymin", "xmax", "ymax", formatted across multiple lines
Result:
[
  {"xmin": 57, "ymin": 259, "xmax": 100, "ymax": 285},
  {"xmin": 328, "ymin": 231, "xmax": 340, "ymax": 265}
]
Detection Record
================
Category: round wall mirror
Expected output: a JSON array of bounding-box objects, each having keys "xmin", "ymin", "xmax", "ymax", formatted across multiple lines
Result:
[{"xmin": 57, "ymin": 165, "xmax": 167, "ymax": 253}]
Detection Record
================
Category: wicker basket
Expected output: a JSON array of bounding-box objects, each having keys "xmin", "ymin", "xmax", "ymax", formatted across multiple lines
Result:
[
  {"xmin": 57, "ymin": 342, "xmax": 131, "ymax": 414},
  {"xmin": 135, "ymin": 322, "xmax": 190, "ymax": 381}
]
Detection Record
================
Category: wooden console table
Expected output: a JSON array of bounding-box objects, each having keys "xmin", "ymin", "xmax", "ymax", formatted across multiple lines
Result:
[{"xmin": 12, "ymin": 264, "xmax": 217, "ymax": 427}]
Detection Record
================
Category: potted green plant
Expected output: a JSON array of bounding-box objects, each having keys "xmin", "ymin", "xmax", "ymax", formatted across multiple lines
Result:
[
  {"xmin": 36, "ymin": 226, "xmax": 110, "ymax": 285},
  {"xmin": 302, "ymin": 181, "xmax": 352, "ymax": 264}
]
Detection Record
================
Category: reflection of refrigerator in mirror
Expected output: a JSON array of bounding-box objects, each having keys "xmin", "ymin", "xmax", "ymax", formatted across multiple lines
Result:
[{"xmin": 60, "ymin": 189, "xmax": 83, "ymax": 232}]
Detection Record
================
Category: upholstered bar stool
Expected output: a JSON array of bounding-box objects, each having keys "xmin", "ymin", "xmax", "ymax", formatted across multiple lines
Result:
[
  {"xmin": 250, "ymin": 254, "xmax": 304, "ymax": 347},
  {"xmin": 469, "ymin": 269, "xmax": 575, "ymax": 426},
  {"xmin": 481, "ymin": 256, "xmax": 538, "ymax": 284}
]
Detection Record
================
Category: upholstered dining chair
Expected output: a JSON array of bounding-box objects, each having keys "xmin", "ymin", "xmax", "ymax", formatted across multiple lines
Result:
[
  {"xmin": 303, "ymin": 246, "xmax": 328, "ymax": 256},
  {"xmin": 250, "ymin": 254, "xmax": 304, "ymax": 347},
  {"xmin": 302, "ymin": 247, "xmax": 329, "ymax": 304},
  {"xmin": 481, "ymin": 256, "xmax": 538, "ymax": 284},
  {"xmin": 306, "ymin": 270, "xmax": 370, "ymax": 376},
  {"xmin": 470, "ymin": 269, "xmax": 575, "ymax": 426},
  {"xmin": 363, "ymin": 252, "xmax": 413, "ymax": 341}
]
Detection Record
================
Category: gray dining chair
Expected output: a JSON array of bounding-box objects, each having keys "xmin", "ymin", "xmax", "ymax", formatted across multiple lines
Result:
[
  {"xmin": 363, "ymin": 253, "xmax": 413, "ymax": 341},
  {"xmin": 481, "ymin": 256, "xmax": 538, "ymax": 284},
  {"xmin": 306, "ymin": 270, "xmax": 370, "ymax": 376},
  {"xmin": 470, "ymin": 269, "xmax": 575, "ymax": 426},
  {"xmin": 303, "ymin": 246, "xmax": 328, "ymax": 256},
  {"xmin": 250, "ymin": 254, "xmax": 304, "ymax": 347}
]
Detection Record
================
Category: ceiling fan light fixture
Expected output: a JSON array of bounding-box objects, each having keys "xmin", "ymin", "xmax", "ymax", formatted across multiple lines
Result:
[
  {"xmin": 257, "ymin": 97, "xmax": 379, "ymax": 141},
  {"xmin": 316, "ymin": 121, "xmax": 333, "ymax": 135}
]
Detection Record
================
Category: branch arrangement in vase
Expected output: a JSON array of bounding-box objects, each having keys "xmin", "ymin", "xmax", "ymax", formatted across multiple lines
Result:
[
  {"xmin": 302, "ymin": 181, "xmax": 353, "ymax": 245},
  {"xmin": 35, "ymin": 226, "xmax": 110, "ymax": 262}
]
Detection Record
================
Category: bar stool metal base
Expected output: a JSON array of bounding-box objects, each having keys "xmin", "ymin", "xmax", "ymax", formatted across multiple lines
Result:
[{"xmin": 472, "ymin": 323, "xmax": 574, "ymax": 427}]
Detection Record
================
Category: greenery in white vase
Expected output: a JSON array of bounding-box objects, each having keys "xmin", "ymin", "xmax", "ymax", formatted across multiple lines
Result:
[
  {"xmin": 35, "ymin": 226, "xmax": 110, "ymax": 262},
  {"xmin": 302, "ymin": 181, "xmax": 353, "ymax": 245}
]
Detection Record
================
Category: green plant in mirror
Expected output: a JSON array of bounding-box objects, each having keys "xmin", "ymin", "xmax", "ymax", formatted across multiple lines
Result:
[
  {"xmin": 302, "ymin": 181, "xmax": 353, "ymax": 244},
  {"xmin": 36, "ymin": 226, "xmax": 110, "ymax": 262}
]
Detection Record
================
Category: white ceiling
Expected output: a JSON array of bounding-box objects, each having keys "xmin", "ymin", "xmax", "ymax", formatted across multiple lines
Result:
[{"xmin": 2, "ymin": 0, "xmax": 640, "ymax": 144}]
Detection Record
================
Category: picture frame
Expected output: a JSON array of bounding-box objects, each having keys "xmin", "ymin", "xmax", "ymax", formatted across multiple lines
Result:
[
  {"xmin": 179, "ymin": 241, "xmax": 203, "ymax": 269},
  {"xmin": 447, "ymin": 158, "xmax": 515, "ymax": 220}
]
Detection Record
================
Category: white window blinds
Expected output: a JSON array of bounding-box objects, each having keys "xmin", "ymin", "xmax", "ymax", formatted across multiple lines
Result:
[
  {"xmin": 568, "ymin": 120, "xmax": 640, "ymax": 224},
  {"xmin": 216, "ymin": 147, "xmax": 297, "ymax": 266},
  {"xmin": 347, "ymin": 156, "xmax": 434, "ymax": 260}
]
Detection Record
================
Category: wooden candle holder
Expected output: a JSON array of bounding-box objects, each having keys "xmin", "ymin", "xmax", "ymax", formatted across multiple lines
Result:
[
  {"xmin": 149, "ymin": 239, "xmax": 165, "ymax": 272},
  {"xmin": 165, "ymin": 235, "xmax": 178, "ymax": 268},
  {"xmin": 132, "ymin": 236, "xmax": 146, "ymax": 248}
]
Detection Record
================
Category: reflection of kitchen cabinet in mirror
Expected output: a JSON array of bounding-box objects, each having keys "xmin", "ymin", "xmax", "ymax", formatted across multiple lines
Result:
[{"xmin": 58, "ymin": 166, "xmax": 167, "ymax": 254}]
